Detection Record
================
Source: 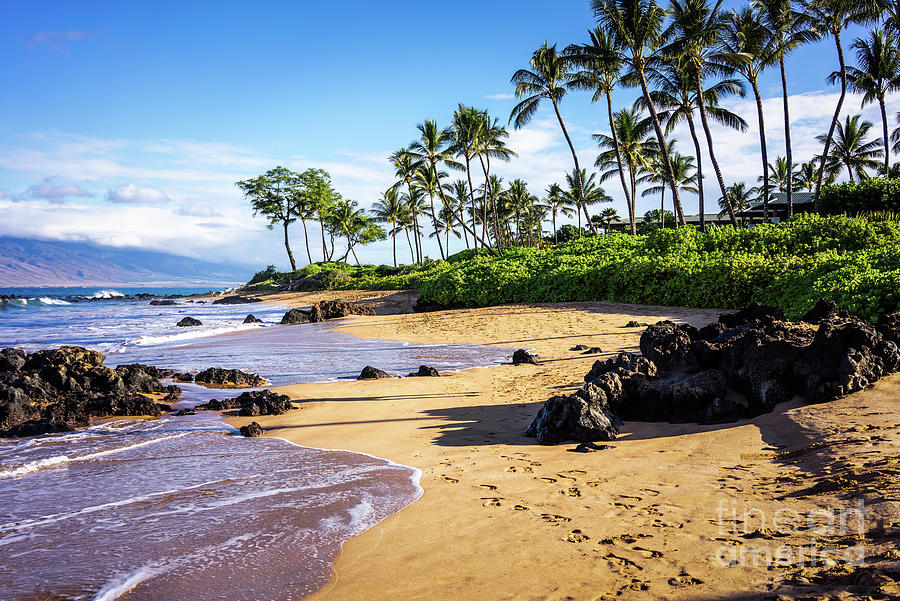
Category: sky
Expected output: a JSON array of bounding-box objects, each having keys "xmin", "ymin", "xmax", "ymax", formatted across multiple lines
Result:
[{"xmin": 1, "ymin": 0, "xmax": 897, "ymax": 269}]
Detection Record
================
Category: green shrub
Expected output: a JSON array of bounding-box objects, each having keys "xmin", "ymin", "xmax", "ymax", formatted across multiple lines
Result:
[{"xmin": 819, "ymin": 177, "xmax": 900, "ymax": 215}]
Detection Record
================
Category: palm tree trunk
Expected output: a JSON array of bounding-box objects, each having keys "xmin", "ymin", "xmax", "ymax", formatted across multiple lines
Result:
[
  {"xmin": 550, "ymin": 98, "xmax": 597, "ymax": 234},
  {"xmin": 660, "ymin": 186, "xmax": 665, "ymax": 228},
  {"xmin": 427, "ymin": 193, "xmax": 445, "ymax": 260},
  {"xmin": 464, "ymin": 155, "xmax": 479, "ymax": 250},
  {"xmin": 283, "ymin": 221, "xmax": 297, "ymax": 271},
  {"xmin": 301, "ymin": 218, "xmax": 313, "ymax": 264},
  {"xmin": 815, "ymin": 29, "xmax": 847, "ymax": 210},
  {"xmin": 553, "ymin": 211, "xmax": 558, "ymax": 244},
  {"xmin": 751, "ymin": 79, "xmax": 770, "ymax": 221},
  {"xmin": 391, "ymin": 220, "xmax": 397, "ymax": 268},
  {"xmin": 347, "ymin": 235, "xmax": 361, "ymax": 266},
  {"xmin": 693, "ymin": 67, "xmax": 736, "ymax": 226},
  {"xmin": 846, "ymin": 162, "xmax": 854, "ymax": 182},
  {"xmin": 405, "ymin": 228, "xmax": 415, "ymax": 264},
  {"xmin": 780, "ymin": 55, "xmax": 794, "ymax": 218},
  {"xmin": 880, "ymin": 95, "xmax": 890, "ymax": 174},
  {"xmin": 638, "ymin": 69, "xmax": 685, "ymax": 225},
  {"xmin": 606, "ymin": 91, "xmax": 635, "ymax": 235},
  {"xmin": 687, "ymin": 115, "xmax": 705, "ymax": 231},
  {"xmin": 320, "ymin": 220, "xmax": 327, "ymax": 263}
]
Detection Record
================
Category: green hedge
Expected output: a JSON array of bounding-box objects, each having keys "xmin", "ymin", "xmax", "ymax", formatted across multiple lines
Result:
[{"xmin": 820, "ymin": 177, "xmax": 900, "ymax": 215}]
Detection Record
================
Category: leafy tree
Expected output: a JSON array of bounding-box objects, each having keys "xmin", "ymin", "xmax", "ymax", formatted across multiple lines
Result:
[
  {"xmin": 236, "ymin": 166, "xmax": 301, "ymax": 271},
  {"xmin": 389, "ymin": 148, "xmax": 424, "ymax": 262},
  {"xmin": 598, "ymin": 206, "xmax": 620, "ymax": 233},
  {"xmin": 759, "ymin": 156, "xmax": 800, "ymax": 194},
  {"xmin": 893, "ymin": 112, "xmax": 900, "ymax": 154},
  {"xmin": 638, "ymin": 209, "xmax": 676, "ymax": 233},
  {"xmin": 326, "ymin": 198, "xmax": 385, "ymax": 266},
  {"xmin": 815, "ymin": 114, "xmax": 884, "ymax": 181},
  {"xmin": 510, "ymin": 43, "xmax": 596, "ymax": 233},
  {"xmin": 295, "ymin": 168, "xmax": 335, "ymax": 265},
  {"xmin": 411, "ymin": 119, "xmax": 461, "ymax": 260},
  {"xmin": 475, "ymin": 113, "xmax": 517, "ymax": 247}
]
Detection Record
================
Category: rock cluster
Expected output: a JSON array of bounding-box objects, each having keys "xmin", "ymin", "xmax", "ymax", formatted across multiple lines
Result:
[
  {"xmin": 0, "ymin": 346, "xmax": 168, "ymax": 437},
  {"xmin": 280, "ymin": 300, "xmax": 375, "ymax": 325},
  {"xmin": 409, "ymin": 365, "xmax": 440, "ymax": 377},
  {"xmin": 149, "ymin": 300, "xmax": 177, "ymax": 306},
  {"xmin": 212, "ymin": 295, "xmax": 262, "ymax": 305},
  {"xmin": 194, "ymin": 368, "xmax": 268, "ymax": 388},
  {"xmin": 202, "ymin": 390, "xmax": 293, "ymax": 416},
  {"xmin": 240, "ymin": 421, "xmax": 264, "ymax": 437},
  {"xmin": 527, "ymin": 301, "xmax": 900, "ymax": 445}
]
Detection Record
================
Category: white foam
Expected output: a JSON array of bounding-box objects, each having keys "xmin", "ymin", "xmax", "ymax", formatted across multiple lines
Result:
[
  {"xmin": 90, "ymin": 289, "xmax": 125, "ymax": 299},
  {"xmin": 36, "ymin": 297, "xmax": 71, "ymax": 306},
  {"xmin": 0, "ymin": 455, "xmax": 70, "ymax": 478},
  {"xmin": 126, "ymin": 323, "xmax": 264, "ymax": 347},
  {"xmin": 347, "ymin": 500, "xmax": 375, "ymax": 534},
  {"xmin": 93, "ymin": 565, "xmax": 163, "ymax": 601}
]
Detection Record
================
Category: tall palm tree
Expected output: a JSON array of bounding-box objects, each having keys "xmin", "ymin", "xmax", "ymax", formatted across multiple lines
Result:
[
  {"xmin": 665, "ymin": 0, "xmax": 748, "ymax": 228},
  {"xmin": 401, "ymin": 188, "xmax": 430, "ymax": 264},
  {"xmin": 642, "ymin": 150, "xmax": 699, "ymax": 225},
  {"xmin": 435, "ymin": 203, "xmax": 461, "ymax": 256},
  {"xmin": 371, "ymin": 187, "xmax": 405, "ymax": 267},
  {"xmin": 893, "ymin": 112, "xmax": 900, "ymax": 155},
  {"xmin": 598, "ymin": 207, "xmax": 620, "ymax": 233},
  {"xmin": 881, "ymin": 0, "xmax": 900, "ymax": 33},
  {"xmin": 450, "ymin": 105, "xmax": 490, "ymax": 249},
  {"xmin": 759, "ymin": 156, "xmax": 799, "ymax": 194},
  {"xmin": 642, "ymin": 55, "xmax": 747, "ymax": 229},
  {"xmin": 721, "ymin": 7, "xmax": 778, "ymax": 220},
  {"xmin": 843, "ymin": 28, "xmax": 900, "ymax": 174},
  {"xmin": 755, "ymin": 0, "xmax": 816, "ymax": 218},
  {"xmin": 718, "ymin": 182, "xmax": 757, "ymax": 218},
  {"xmin": 544, "ymin": 183, "xmax": 576, "ymax": 244},
  {"xmin": 801, "ymin": 0, "xmax": 883, "ymax": 205},
  {"xmin": 592, "ymin": 0, "xmax": 687, "ymax": 226},
  {"xmin": 562, "ymin": 169, "xmax": 610, "ymax": 232},
  {"xmin": 509, "ymin": 43, "xmax": 596, "ymax": 233},
  {"xmin": 503, "ymin": 179, "xmax": 535, "ymax": 244},
  {"xmin": 796, "ymin": 160, "xmax": 820, "ymax": 192},
  {"xmin": 449, "ymin": 179, "xmax": 472, "ymax": 249},
  {"xmin": 815, "ymin": 114, "xmax": 884, "ymax": 181},
  {"xmin": 413, "ymin": 163, "xmax": 450, "ymax": 260},
  {"xmin": 389, "ymin": 148, "xmax": 424, "ymax": 263},
  {"xmin": 594, "ymin": 107, "xmax": 656, "ymax": 216},
  {"xmin": 476, "ymin": 114, "xmax": 517, "ymax": 247},
  {"xmin": 568, "ymin": 27, "xmax": 637, "ymax": 234}
]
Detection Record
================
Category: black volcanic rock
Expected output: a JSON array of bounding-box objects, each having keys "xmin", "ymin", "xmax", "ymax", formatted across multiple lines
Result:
[
  {"xmin": 408, "ymin": 365, "xmax": 440, "ymax": 377},
  {"xmin": 512, "ymin": 349, "xmax": 537, "ymax": 365},
  {"xmin": 194, "ymin": 368, "xmax": 267, "ymax": 388},
  {"xmin": 526, "ymin": 393, "xmax": 622, "ymax": 445},
  {"xmin": 625, "ymin": 320, "xmax": 648, "ymax": 328},
  {"xmin": 281, "ymin": 301, "xmax": 375, "ymax": 325},
  {"xmin": 176, "ymin": 317, "xmax": 202, "ymax": 327},
  {"xmin": 240, "ymin": 421, "xmax": 264, "ymax": 437},
  {"xmin": 358, "ymin": 365, "xmax": 391, "ymax": 380},
  {"xmin": 149, "ymin": 300, "xmax": 177, "ymax": 306},
  {"xmin": 243, "ymin": 314, "xmax": 263, "ymax": 324},
  {"xmin": 234, "ymin": 390, "xmax": 293, "ymax": 416},
  {"xmin": 280, "ymin": 309, "xmax": 311, "ymax": 325},
  {"xmin": 212, "ymin": 295, "xmax": 262, "ymax": 305}
]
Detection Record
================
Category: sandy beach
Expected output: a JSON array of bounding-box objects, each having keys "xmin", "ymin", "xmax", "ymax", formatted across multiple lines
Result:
[{"xmin": 230, "ymin": 293, "xmax": 900, "ymax": 600}]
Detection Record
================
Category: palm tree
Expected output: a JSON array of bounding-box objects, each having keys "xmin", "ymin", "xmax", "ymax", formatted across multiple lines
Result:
[
  {"xmin": 815, "ymin": 114, "xmax": 884, "ymax": 181},
  {"xmin": 568, "ymin": 27, "xmax": 637, "ymax": 234},
  {"xmin": 844, "ymin": 28, "xmax": 900, "ymax": 174},
  {"xmin": 882, "ymin": 0, "xmax": 900, "ymax": 33},
  {"xmin": 389, "ymin": 148, "xmax": 424, "ymax": 262},
  {"xmin": 801, "ymin": 0, "xmax": 884, "ymax": 205},
  {"xmin": 544, "ymin": 183, "xmax": 575, "ymax": 243},
  {"xmin": 449, "ymin": 179, "xmax": 472, "ymax": 249},
  {"xmin": 410, "ymin": 120, "xmax": 462, "ymax": 260},
  {"xmin": 665, "ymin": 0, "xmax": 749, "ymax": 228},
  {"xmin": 642, "ymin": 55, "xmax": 747, "ymax": 229},
  {"xmin": 759, "ymin": 156, "xmax": 799, "ymax": 195},
  {"xmin": 503, "ymin": 179, "xmax": 535, "ymax": 244},
  {"xmin": 795, "ymin": 160, "xmax": 819, "ymax": 192},
  {"xmin": 592, "ymin": 0, "xmax": 687, "ymax": 226},
  {"xmin": 371, "ymin": 187, "xmax": 405, "ymax": 267},
  {"xmin": 450, "ymin": 105, "xmax": 493, "ymax": 250},
  {"xmin": 755, "ymin": 0, "xmax": 816, "ymax": 218},
  {"xmin": 594, "ymin": 107, "xmax": 656, "ymax": 216},
  {"xmin": 436, "ymin": 203, "xmax": 461, "ymax": 256},
  {"xmin": 893, "ymin": 112, "xmax": 900, "ymax": 155},
  {"xmin": 509, "ymin": 43, "xmax": 596, "ymax": 233},
  {"xmin": 475, "ymin": 114, "xmax": 517, "ymax": 247},
  {"xmin": 562, "ymin": 169, "xmax": 610, "ymax": 232},
  {"xmin": 642, "ymin": 150, "xmax": 699, "ymax": 226},
  {"xmin": 413, "ymin": 163, "xmax": 450, "ymax": 260},
  {"xmin": 718, "ymin": 182, "xmax": 757, "ymax": 218},
  {"xmin": 721, "ymin": 7, "xmax": 778, "ymax": 221},
  {"xmin": 598, "ymin": 207, "xmax": 620, "ymax": 233},
  {"xmin": 401, "ymin": 188, "xmax": 430, "ymax": 264}
]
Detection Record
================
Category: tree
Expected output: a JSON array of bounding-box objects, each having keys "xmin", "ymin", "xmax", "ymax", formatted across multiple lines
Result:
[
  {"xmin": 815, "ymin": 114, "xmax": 884, "ymax": 181},
  {"xmin": 643, "ymin": 149, "xmax": 699, "ymax": 225},
  {"xmin": 544, "ymin": 182, "xmax": 576, "ymax": 243},
  {"xmin": 475, "ymin": 113, "xmax": 517, "ymax": 247},
  {"xmin": 503, "ymin": 179, "xmax": 536, "ymax": 244},
  {"xmin": 412, "ymin": 162, "xmax": 450, "ymax": 260},
  {"xmin": 760, "ymin": 156, "xmax": 800, "ymax": 194},
  {"xmin": 665, "ymin": 0, "xmax": 749, "ymax": 228},
  {"xmin": 449, "ymin": 105, "xmax": 497, "ymax": 252},
  {"xmin": 718, "ymin": 182, "xmax": 757, "ymax": 217},
  {"xmin": 893, "ymin": 112, "xmax": 900, "ymax": 154},
  {"xmin": 721, "ymin": 7, "xmax": 777, "ymax": 220},
  {"xmin": 568, "ymin": 27, "xmax": 637, "ymax": 234},
  {"xmin": 326, "ymin": 198, "xmax": 385, "ymax": 266},
  {"xmin": 593, "ymin": 0, "xmax": 687, "ymax": 226},
  {"xmin": 449, "ymin": 179, "xmax": 472, "ymax": 249},
  {"xmin": 595, "ymin": 107, "xmax": 656, "ymax": 216},
  {"xmin": 796, "ymin": 160, "xmax": 820, "ymax": 192},
  {"xmin": 639, "ymin": 208, "xmax": 676, "ymax": 233},
  {"xmin": 388, "ymin": 148, "xmax": 424, "ymax": 262},
  {"xmin": 801, "ymin": 0, "xmax": 883, "ymax": 206},
  {"xmin": 510, "ymin": 43, "xmax": 596, "ymax": 233},
  {"xmin": 411, "ymin": 119, "xmax": 461, "ymax": 260},
  {"xmin": 755, "ymin": 0, "xmax": 816, "ymax": 218},
  {"xmin": 295, "ymin": 168, "xmax": 335, "ymax": 265},
  {"xmin": 371, "ymin": 187, "xmax": 405, "ymax": 267},
  {"xmin": 598, "ymin": 206, "xmax": 620, "ymax": 233},
  {"xmin": 844, "ymin": 28, "xmax": 900, "ymax": 174},
  {"xmin": 237, "ymin": 166, "xmax": 301, "ymax": 271}
]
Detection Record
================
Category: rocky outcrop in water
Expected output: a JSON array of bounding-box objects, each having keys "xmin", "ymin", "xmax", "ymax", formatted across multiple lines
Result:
[
  {"xmin": 280, "ymin": 300, "xmax": 375, "ymax": 325},
  {"xmin": 149, "ymin": 300, "xmax": 177, "ymax": 306},
  {"xmin": 408, "ymin": 365, "xmax": 440, "ymax": 377},
  {"xmin": 527, "ymin": 302, "xmax": 900, "ymax": 444},
  {"xmin": 212, "ymin": 295, "xmax": 262, "ymax": 305},
  {"xmin": 0, "ymin": 346, "xmax": 167, "ymax": 437},
  {"xmin": 176, "ymin": 317, "xmax": 202, "ymax": 327},
  {"xmin": 512, "ymin": 349, "xmax": 537, "ymax": 365},
  {"xmin": 243, "ymin": 314, "xmax": 263, "ymax": 324},
  {"xmin": 240, "ymin": 421, "xmax": 264, "ymax": 437},
  {"xmin": 358, "ymin": 365, "xmax": 391, "ymax": 380},
  {"xmin": 194, "ymin": 368, "xmax": 267, "ymax": 388},
  {"xmin": 202, "ymin": 390, "xmax": 293, "ymax": 416}
]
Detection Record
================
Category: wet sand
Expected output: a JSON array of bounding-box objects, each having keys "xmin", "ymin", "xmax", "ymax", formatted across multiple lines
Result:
[{"xmin": 228, "ymin": 296, "xmax": 900, "ymax": 600}]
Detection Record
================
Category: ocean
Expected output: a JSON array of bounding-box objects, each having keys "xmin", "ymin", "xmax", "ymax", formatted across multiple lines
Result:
[{"xmin": 0, "ymin": 287, "xmax": 512, "ymax": 599}]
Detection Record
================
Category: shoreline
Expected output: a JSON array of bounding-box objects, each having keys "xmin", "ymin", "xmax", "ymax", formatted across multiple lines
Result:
[{"xmin": 226, "ymin": 293, "xmax": 900, "ymax": 600}]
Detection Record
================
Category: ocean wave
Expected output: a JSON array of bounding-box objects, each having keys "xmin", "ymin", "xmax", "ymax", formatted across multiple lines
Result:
[
  {"xmin": 89, "ymin": 289, "xmax": 125, "ymax": 299},
  {"xmin": 0, "ymin": 296, "xmax": 72, "ymax": 308},
  {"xmin": 0, "ymin": 455, "xmax": 71, "ymax": 478},
  {"xmin": 125, "ymin": 323, "xmax": 266, "ymax": 347}
]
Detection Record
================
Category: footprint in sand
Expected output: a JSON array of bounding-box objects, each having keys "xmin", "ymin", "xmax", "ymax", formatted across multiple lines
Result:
[
  {"xmin": 668, "ymin": 573, "xmax": 703, "ymax": 587},
  {"xmin": 613, "ymin": 502, "xmax": 635, "ymax": 509},
  {"xmin": 603, "ymin": 553, "xmax": 643, "ymax": 570},
  {"xmin": 639, "ymin": 488, "xmax": 660, "ymax": 496},
  {"xmin": 540, "ymin": 477, "xmax": 558, "ymax": 484},
  {"xmin": 440, "ymin": 475, "xmax": 459, "ymax": 484},
  {"xmin": 561, "ymin": 487, "xmax": 582, "ymax": 497},
  {"xmin": 584, "ymin": 480, "xmax": 603, "ymax": 487},
  {"xmin": 561, "ymin": 469, "xmax": 587, "ymax": 476},
  {"xmin": 513, "ymin": 504, "xmax": 529, "ymax": 511},
  {"xmin": 632, "ymin": 546, "xmax": 664, "ymax": 558},
  {"xmin": 619, "ymin": 494, "xmax": 642, "ymax": 501},
  {"xmin": 566, "ymin": 529, "xmax": 590, "ymax": 543},
  {"xmin": 479, "ymin": 484, "xmax": 498, "ymax": 491},
  {"xmin": 556, "ymin": 473, "xmax": 577, "ymax": 482},
  {"xmin": 481, "ymin": 497, "xmax": 503, "ymax": 507},
  {"xmin": 540, "ymin": 513, "xmax": 571, "ymax": 525},
  {"xmin": 599, "ymin": 533, "xmax": 653, "ymax": 545}
]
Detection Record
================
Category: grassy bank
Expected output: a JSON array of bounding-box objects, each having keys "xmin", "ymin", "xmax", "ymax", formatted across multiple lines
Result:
[{"xmin": 245, "ymin": 214, "xmax": 900, "ymax": 322}]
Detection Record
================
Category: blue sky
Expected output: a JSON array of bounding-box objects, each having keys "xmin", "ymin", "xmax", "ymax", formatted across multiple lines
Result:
[{"xmin": 1, "ymin": 1, "xmax": 896, "ymax": 269}]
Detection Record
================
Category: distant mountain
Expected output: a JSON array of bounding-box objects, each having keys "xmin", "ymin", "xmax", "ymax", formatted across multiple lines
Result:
[{"xmin": 0, "ymin": 237, "xmax": 252, "ymax": 287}]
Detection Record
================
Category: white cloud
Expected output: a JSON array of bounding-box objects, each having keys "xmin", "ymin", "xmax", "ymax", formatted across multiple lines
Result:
[
  {"xmin": 22, "ymin": 30, "xmax": 88, "ymax": 54},
  {"xmin": 486, "ymin": 93, "xmax": 514, "ymax": 100},
  {"xmin": 25, "ymin": 176, "xmax": 94, "ymax": 202},
  {"xmin": 106, "ymin": 183, "xmax": 171, "ymax": 205}
]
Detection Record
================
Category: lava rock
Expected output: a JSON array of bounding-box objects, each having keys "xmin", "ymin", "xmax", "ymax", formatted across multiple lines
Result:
[
  {"xmin": 3, "ymin": 420, "xmax": 74, "ymax": 437},
  {"xmin": 234, "ymin": 390, "xmax": 294, "ymax": 416},
  {"xmin": 173, "ymin": 372, "xmax": 194, "ymax": 382},
  {"xmin": 194, "ymin": 368, "xmax": 267, "ymax": 388},
  {"xmin": 240, "ymin": 421, "xmax": 264, "ymax": 437},
  {"xmin": 0, "ymin": 348, "xmax": 26, "ymax": 372},
  {"xmin": 802, "ymin": 299, "xmax": 851, "ymax": 324},
  {"xmin": 639, "ymin": 321, "xmax": 700, "ymax": 372},
  {"xmin": 512, "ymin": 349, "xmax": 537, "ymax": 365},
  {"xmin": 581, "ymin": 347, "xmax": 603, "ymax": 355},
  {"xmin": 526, "ymin": 394, "xmax": 622, "ymax": 445},
  {"xmin": 243, "ymin": 314, "xmax": 263, "ymax": 324},
  {"xmin": 876, "ymin": 310, "xmax": 900, "ymax": 346},
  {"xmin": 149, "ymin": 300, "xmax": 177, "ymax": 306},
  {"xmin": 176, "ymin": 317, "xmax": 202, "ymax": 327},
  {"xmin": 409, "ymin": 365, "xmax": 440, "ymax": 377},
  {"xmin": 280, "ymin": 309, "xmax": 311, "ymax": 325},
  {"xmin": 358, "ymin": 365, "xmax": 391, "ymax": 380},
  {"xmin": 570, "ymin": 345, "xmax": 589, "ymax": 351},
  {"xmin": 308, "ymin": 300, "xmax": 376, "ymax": 322},
  {"xmin": 212, "ymin": 295, "xmax": 262, "ymax": 305},
  {"xmin": 571, "ymin": 441, "xmax": 611, "ymax": 453},
  {"xmin": 625, "ymin": 320, "xmax": 649, "ymax": 328}
]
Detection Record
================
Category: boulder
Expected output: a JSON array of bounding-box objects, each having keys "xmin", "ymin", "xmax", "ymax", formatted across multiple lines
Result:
[
  {"xmin": 358, "ymin": 365, "xmax": 391, "ymax": 380},
  {"xmin": 280, "ymin": 309, "xmax": 311, "ymax": 325},
  {"xmin": 240, "ymin": 421, "xmax": 264, "ymax": 437},
  {"xmin": 409, "ymin": 365, "xmax": 440, "ymax": 377},
  {"xmin": 570, "ymin": 345, "xmax": 589, "ymax": 351},
  {"xmin": 212, "ymin": 295, "xmax": 262, "ymax": 305},
  {"xmin": 581, "ymin": 347, "xmax": 603, "ymax": 355},
  {"xmin": 308, "ymin": 300, "xmax": 376, "ymax": 322},
  {"xmin": 572, "ymin": 441, "xmax": 611, "ymax": 452},
  {"xmin": 526, "ymin": 394, "xmax": 622, "ymax": 445},
  {"xmin": 802, "ymin": 299, "xmax": 850, "ymax": 324},
  {"xmin": 234, "ymin": 390, "xmax": 294, "ymax": 416},
  {"xmin": 639, "ymin": 321, "xmax": 699, "ymax": 371},
  {"xmin": 243, "ymin": 314, "xmax": 263, "ymax": 324},
  {"xmin": 512, "ymin": 349, "xmax": 537, "ymax": 365},
  {"xmin": 625, "ymin": 320, "xmax": 648, "ymax": 328},
  {"xmin": 0, "ymin": 348, "xmax": 26, "ymax": 372},
  {"xmin": 194, "ymin": 368, "xmax": 267, "ymax": 388},
  {"xmin": 149, "ymin": 300, "xmax": 177, "ymax": 306},
  {"xmin": 876, "ymin": 310, "xmax": 900, "ymax": 346},
  {"xmin": 173, "ymin": 372, "xmax": 194, "ymax": 382},
  {"xmin": 176, "ymin": 317, "xmax": 202, "ymax": 327}
]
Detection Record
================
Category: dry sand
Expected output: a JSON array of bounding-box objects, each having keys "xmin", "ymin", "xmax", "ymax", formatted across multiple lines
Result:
[{"xmin": 228, "ymin": 294, "xmax": 900, "ymax": 600}]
